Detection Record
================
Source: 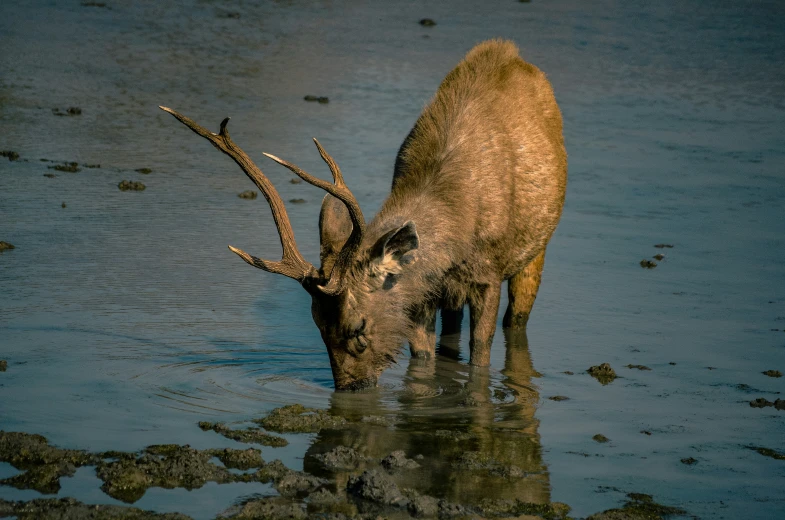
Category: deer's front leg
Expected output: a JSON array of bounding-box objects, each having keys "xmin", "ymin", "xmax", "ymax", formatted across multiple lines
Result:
[
  {"xmin": 469, "ymin": 282, "xmax": 502, "ymax": 367},
  {"xmin": 408, "ymin": 303, "xmax": 437, "ymax": 359}
]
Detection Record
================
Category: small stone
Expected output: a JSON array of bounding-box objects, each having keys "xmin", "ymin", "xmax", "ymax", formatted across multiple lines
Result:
[
  {"xmin": 626, "ymin": 364, "xmax": 651, "ymax": 371},
  {"xmin": 419, "ymin": 18, "xmax": 436, "ymax": 26},
  {"xmin": 548, "ymin": 395, "xmax": 570, "ymax": 401},
  {"xmin": 0, "ymin": 151, "xmax": 20, "ymax": 161},
  {"xmin": 61, "ymin": 202, "xmax": 67, "ymax": 208},
  {"xmin": 563, "ymin": 370, "xmax": 574, "ymax": 375},
  {"xmin": 592, "ymin": 434, "xmax": 610, "ymax": 443},
  {"xmin": 135, "ymin": 168, "xmax": 152, "ymax": 174},
  {"xmin": 303, "ymin": 95, "xmax": 329, "ymax": 103},
  {"xmin": 0, "ymin": 360, "xmax": 7, "ymax": 371},
  {"xmin": 680, "ymin": 457, "xmax": 698, "ymax": 465},
  {"xmin": 289, "ymin": 198, "xmax": 306, "ymax": 204},
  {"xmin": 43, "ymin": 173, "xmax": 57, "ymax": 178},
  {"xmin": 289, "ymin": 178, "xmax": 302, "ymax": 184},
  {"xmin": 762, "ymin": 370, "xmax": 782, "ymax": 378},
  {"xmin": 640, "ymin": 259, "xmax": 657, "ymax": 269},
  {"xmin": 653, "ymin": 253, "xmax": 665, "ymax": 260},
  {"xmin": 238, "ymin": 190, "xmax": 257, "ymax": 199},
  {"xmin": 0, "ymin": 242, "xmax": 15, "ymax": 252},
  {"xmin": 347, "ymin": 470, "xmax": 408, "ymax": 508},
  {"xmin": 654, "ymin": 243, "xmax": 674, "ymax": 248},
  {"xmin": 641, "ymin": 430, "xmax": 652, "ymax": 435},
  {"xmin": 67, "ymin": 107, "xmax": 82, "ymax": 115}
]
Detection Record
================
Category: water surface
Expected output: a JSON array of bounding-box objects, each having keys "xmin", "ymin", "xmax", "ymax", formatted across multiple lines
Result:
[{"xmin": 1, "ymin": 0, "xmax": 784, "ymax": 518}]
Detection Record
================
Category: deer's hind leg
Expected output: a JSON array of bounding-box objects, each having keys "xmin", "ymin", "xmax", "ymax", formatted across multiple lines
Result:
[{"xmin": 503, "ymin": 249, "xmax": 546, "ymax": 329}]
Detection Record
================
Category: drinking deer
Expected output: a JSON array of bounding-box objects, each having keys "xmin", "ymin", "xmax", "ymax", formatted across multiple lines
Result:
[{"xmin": 160, "ymin": 39, "xmax": 566, "ymax": 391}]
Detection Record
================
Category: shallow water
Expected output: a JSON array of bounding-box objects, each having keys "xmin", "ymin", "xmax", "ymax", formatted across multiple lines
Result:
[{"xmin": 1, "ymin": 0, "xmax": 784, "ymax": 518}]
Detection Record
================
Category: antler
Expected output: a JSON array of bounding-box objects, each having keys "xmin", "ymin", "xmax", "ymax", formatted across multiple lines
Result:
[
  {"xmin": 263, "ymin": 140, "xmax": 366, "ymax": 295},
  {"xmin": 159, "ymin": 106, "xmax": 317, "ymax": 283}
]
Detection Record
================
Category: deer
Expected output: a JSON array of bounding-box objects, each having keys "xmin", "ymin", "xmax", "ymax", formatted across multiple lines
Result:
[{"xmin": 160, "ymin": 39, "xmax": 567, "ymax": 391}]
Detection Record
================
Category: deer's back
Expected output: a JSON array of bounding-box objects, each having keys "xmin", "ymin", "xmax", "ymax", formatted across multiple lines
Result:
[{"xmin": 389, "ymin": 40, "xmax": 567, "ymax": 281}]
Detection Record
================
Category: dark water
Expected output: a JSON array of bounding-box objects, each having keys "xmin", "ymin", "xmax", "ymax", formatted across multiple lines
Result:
[{"xmin": 1, "ymin": 0, "xmax": 784, "ymax": 518}]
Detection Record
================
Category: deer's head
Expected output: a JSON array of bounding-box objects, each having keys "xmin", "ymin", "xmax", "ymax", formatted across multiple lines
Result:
[{"xmin": 160, "ymin": 107, "xmax": 418, "ymax": 390}]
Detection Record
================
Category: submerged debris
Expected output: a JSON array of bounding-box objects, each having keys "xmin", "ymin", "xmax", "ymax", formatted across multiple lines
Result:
[
  {"xmin": 135, "ymin": 168, "xmax": 152, "ymax": 174},
  {"xmin": 654, "ymin": 244, "xmax": 674, "ymax": 248},
  {"xmin": 0, "ymin": 242, "xmax": 14, "ymax": 252},
  {"xmin": 289, "ymin": 198, "xmax": 306, "ymax": 204},
  {"xmin": 680, "ymin": 457, "xmax": 698, "ymax": 465},
  {"xmin": 303, "ymin": 95, "xmax": 329, "ymax": 104},
  {"xmin": 762, "ymin": 370, "xmax": 782, "ymax": 378},
  {"xmin": 238, "ymin": 190, "xmax": 257, "ymax": 199},
  {"xmin": 118, "ymin": 180, "xmax": 146, "ymax": 191},
  {"xmin": 1, "ymin": 150, "xmax": 20, "ymax": 161},
  {"xmin": 626, "ymin": 364, "xmax": 652, "ymax": 371},
  {"xmin": 587, "ymin": 363, "xmax": 617, "ymax": 385},
  {"xmin": 549, "ymin": 395, "xmax": 570, "ymax": 401},
  {"xmin": 419, "ymin": 18, "xmax": 436, "ymax": 26},
  {"xmin": 0, "ymin": 360, "xmax": 6, "ymax": 371},
  {"xmin": 255, "ymin": 404, "xmax": 346, "ymax": 433},
  {"xmin": 593, "ymin": 434, "xmax": 610, "ymax": 443},
  {"xmin": 198, "ymin": 421, "xmax": 288, "ymax": 447}
]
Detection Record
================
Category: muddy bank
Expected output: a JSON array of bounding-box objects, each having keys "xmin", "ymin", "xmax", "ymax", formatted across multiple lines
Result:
[
  {"xmin": 0, "ymin": 399, "xmax": 692, "ymax": 519},
  {"xmin": 0, "ymin": 497, "xmax": 191, "ymax": 519}
]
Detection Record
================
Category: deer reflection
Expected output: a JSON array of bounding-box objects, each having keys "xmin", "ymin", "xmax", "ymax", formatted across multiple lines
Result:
[{"xmin": 303, "ymin": 325, "xmax": 549, "ymax": 507}]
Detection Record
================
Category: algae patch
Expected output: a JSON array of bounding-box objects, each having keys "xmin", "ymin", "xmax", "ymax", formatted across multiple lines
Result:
[
  {"xmin": 255, "ymin": 404, "xmax": 346, "ymax": 433},
  {"xmin": 198, "ymin": 421, "xmax": 288, "ymax": 447}
]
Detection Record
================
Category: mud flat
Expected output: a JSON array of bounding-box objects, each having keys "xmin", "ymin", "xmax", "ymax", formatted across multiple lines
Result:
[{"xmin": 0, "ymin": 402, "xmax": 692, "ymax": 519}]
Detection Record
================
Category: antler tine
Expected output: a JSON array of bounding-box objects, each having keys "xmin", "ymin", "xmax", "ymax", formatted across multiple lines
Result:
[
  {"xmin": 263, "ymin": 143, "xmax": 366, "ymax": 296},
  {"xmin": 159, "ymin": 106, "xmax": 316, "ymax": 283}
]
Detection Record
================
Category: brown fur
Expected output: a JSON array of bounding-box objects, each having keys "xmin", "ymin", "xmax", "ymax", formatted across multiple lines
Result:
[{"xmin": 311, "ymin": 40, "xmax": 567, "ymax": 389}]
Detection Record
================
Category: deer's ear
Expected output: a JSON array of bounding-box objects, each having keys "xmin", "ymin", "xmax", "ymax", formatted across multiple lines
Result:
[
  {"xmin": 319, "ymin": 194, "xmax": 352, "ymax": 276},
  {"xmin": 369, "ymin": 221, "xmax": 419, "ymax": 275}
]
